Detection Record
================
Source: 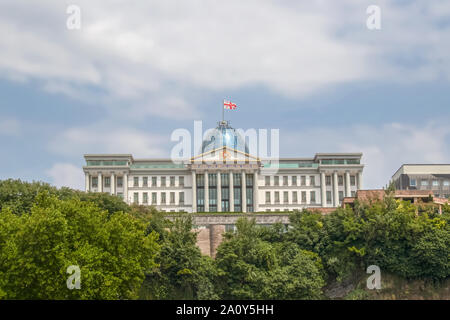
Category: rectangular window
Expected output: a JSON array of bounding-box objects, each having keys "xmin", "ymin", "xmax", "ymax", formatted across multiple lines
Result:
[
  {"xmin": 351, "ymin": 191, "xmax": 356, "ymax": 197},
  {"xmin": 326, "ymin": 176, "xmax": 331, "ymax": 186},
  {"xmin": 117, "ymin": 192, "xmax": 123, "ymax": 199},
  {"xmin": 170, "ymin": 176, "xmax": 175, "ymax": 187},
  {"xmin": 432, "ymin": 180, "xmax": 440, "ymax": 187},
  {"xmin": 92, "ymin": 177, "xmax": 98, "ymax": 188},
  {"xmin": 221, "ymin": 173, "xmax": 229, "ymax": 186},
  {"xmin": 274, "ymin": 176, "xmax": 279, "ymax": 186},
  {"xmin": 143, "ymin": 192, "xmax": 148, "ymax": 204},
  {"xmin": 292, "ymin": 176, "xmax": 297, "ymax": 186},
  {"xmin": 233, "ymin": 173, "xmax": 241, "ymax": 186},
  {"xmin": 421, "ymin": 180, "xmax": 429, "ymax": 186},
  {"xmin": 265, "ymin": 191, "xmax": 271, "ymax": 204},
  {"xmin": 283, "ymin": 191, "xmax": 289, "ymax": 203},
  {"xmin": 117, "ymin": 177, "xmax": 123, "ymax": 188},
  {"xmin": 274, "ymin": 191, "xmax": 280, "ymax": 203},
  {"xmin": 326, "ymin": 191, "xmax": 332, "ymax": 204},
  {"xmin": 246, "ymin": 174, "xmax": 253, "ymax": 187},
  {"xmin": 179, "ymin": 192, "xmax": 184, "ymax": 204},
  {"xmin": 179, "ymin": 176, "xmax": 184, "ymax": 187},
  {"xmin": 310, "ymin": 176, "xmax": 315, "ymax": 186},
  {"xmin": 209, "ymin": 173, "xmax": 217, "ymax": 187},
  {"xmin": 350, "ymin": 176, "xmax": 356, "ymax": 186},
  {"xmin": 301, "ymin": 176, "xmax": 306, "ymax": 186},
  {"xmin": 444, "ymin": 180, "xmax": 450, "ymax": 187},
  {"xmin": 152, "ymin": 192, "xmax": 157, "ymax": 204},
  {"xmin": 310, "ymin": 191, "xmax": 316, "ymax": 203},
  {"xmin": 301, "ymin": 191, "xmax": 307, "ymax": 203},
  {"xmin": 410, "ymin": 179, "xmax": 416, "ymax": 187},
  {"xmin": 283, "ymin": 176, "xmax": 288, "ymax": 186},
  {"xmin": 170, "ymin": 192, "xmax": 175, "ymax": 204},
  {"xmin": 134, "ymin": 177, "xmax": 139, "ymax": 187},
  {"xmin": 161, "ymin": 177, "xmax": 166, "ymax": 187},
  {"xmin": 338, "ymin": 176, "xmax": 344, "ymax": 186},
  {"xmin": 133, "ymin": 192, "xmax": 139, "ymax": 204},
  {"xmin": 265, "ymin": 176, "xmax": 271, "ymax": 186},
  {"xmin": 104, "ymin": 177, "xmax": 111, "ymax": 188},
  {"xmin": 339, "ymin": 191, "xmax": 344, "ymax": 201},
  {"xmin": 161, "ymin": 192, "xmax": 166, "ymax": 204},
  {"xmin": 152, "ymin": 176, "xmax": 157, "ymax": 187},
  {"xmin": 292, "ymin": 191, "xmax": 298, "ymax": 203},
  {"xmin": 143, "ymin": 177, "xmax": 148, "ymax": 187}
]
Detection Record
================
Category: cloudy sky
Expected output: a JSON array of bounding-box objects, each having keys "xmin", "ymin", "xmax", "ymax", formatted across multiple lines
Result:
[{"xmin": 0, "ymin": 0, "xmax": 449, "ymax": 190}]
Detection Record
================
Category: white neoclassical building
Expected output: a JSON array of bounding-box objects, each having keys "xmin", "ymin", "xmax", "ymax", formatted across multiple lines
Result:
[{"xmin": 83, "ymin": 121, "xmax": 364, "ymax": 212}]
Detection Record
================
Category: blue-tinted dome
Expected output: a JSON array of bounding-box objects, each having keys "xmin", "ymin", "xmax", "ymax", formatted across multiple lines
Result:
[{"xmin": 200, "ymin": 121, "xmax": 249, "ymax": 154}]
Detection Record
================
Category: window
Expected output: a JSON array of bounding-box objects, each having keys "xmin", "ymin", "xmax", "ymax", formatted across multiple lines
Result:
[
  {"xmin": 246, "ymin": 174, "xmax": 253, "ymax": 186},
  {"xmin": 326, "ymin": 176, "xmax": 331, "ymax": 186},
  {"xmin": 444, "ymin": 180, "xmax": 450, "ymax": 187},
  {"xmin": 410, "ymin": 179, "xmax": 416, "ymax": 187},
  {"xmin": 274, "ymin": 191, "xmax": 280, "ymax": 203},
  {"xmin": 92, "ymin": 177, "xmax": 98, "ymax": 188},
  {"xmin": 283, "ymin": 176, "xmax": 288, "ymax": 186},
  {"xmin": 179, "ymin": 192, "xmax": 185, "ymax": 204},
  {"xmin": 117, "ymin": 192, "xmax": 123, "ymax": 199},
  {"xmin": 326, "ymin": 191, "xmax": 332, "ymax": 204},
  {"xmin": 133, "ymin": 177, "xmax": 139, "ymax": 187},
  {"xmin": 338, "ymin": 176, "xmax": 344, "ymax": 186},
  {"xmin": 301, "ymin": 176, "xmax": 306, "ymax": 186},
  {"xmin": 292, "ymin": 191, "xmax": 298, "ymax": 203},
  {"xmin": 170, "ymin": 176, "xmax": 175, "ymax": 187},
  {"xmin": 339, "ymin": 191, "xmax": 344, "ymax": 202},
  {"xmin": 117, "ymin": 177, "xmax": 123, "ymax": 187},
  {"xmin": 292, "ymin": 176, "xmax": 297, "ymax": 186},
  {"xmin": 143, "ymin": 192, "xmax": 148, "ymax": 204},
  {"xmin": 133, "ymin": 192, "xmax": 139, "ymax": 203},
  {"xmin": 274, "ymin": 176, "xmax": 279, "ymax": 186},
  {"xmin": 152, "ymin": 176, "xmax": 157, "ymax": 187},
  {"xmin": 179, "ymin": 176, "xmax": 184, "ymax": 187},
  {"xmin": 421, "ymin": 180, "xmax": 429, "ymax": 186},
  {"xmin": 310, "ymin": 176, "xmax": 315, "ymax": 186},
  {"xmin": 152, "ymin": 192, "xmax": 157, "ymax": 204},
  {"xmin": 104, "ymin": 177, "xmax": 111, "ymax": 188},
  {"xmin": 301, "ymin": 191, "xmax": 307, "ymax": 203},
  {"xmin": 221, "ymin": 173, "xmax": 229, "ymax": 186},
  {"xmin": 170, "ymin": 192, "xmax": 175, "ymax": 204},
  {"xmin": 432, "ymin": 180, "xmax": 440, "ymax": 187},
  {"xmin": 161, "ymin": 192, "xmax": 166, "ymax": 204},
  {"xmin": 351, "ymin": 191, "xmax": 356, "ymax": 197},
  {"xmin": 265, "ymin": 176, "xmax": 271, "ymax": 186},
  {"xmin": 350, "ymin": 176, "xmax": 356, "ymax": 186},
  {"xmin": 310, "ymin": 191, "xmax": 316, "ymax": 203},
  {"xmin": 233, "ymin": 173, "xmax": 241, "ymax": 186},
  {"xmin": 143, "ymin": 177, "xmax": 148, "ymax": 187},
  {"xmin": 265, "ymin": 192, "xmax": 271, "ymax": 204},
  {"xmin": 161, "ymin": 177, "xmax": 166, "ymax": 187},
  {"xmin": 283, "ymin": 191, "xmax": 289, "ymax": 203}
]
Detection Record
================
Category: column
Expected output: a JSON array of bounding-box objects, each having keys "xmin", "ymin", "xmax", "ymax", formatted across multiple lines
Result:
[
  {"xmin": 111, "ymin": 173, "xmax": 115, "ymax": 195},
  {"xmin": 123, "ymin": 173, "xmax": 128, "ymax": 203},
  {"xmin": 217, "ymin": 172, "xmax": 222, "ymax": 212},
  {"xmin": 358, "ymin": 171, "xmax": 363, "ymax": 190},
  {"xmin": 320, "ymin": 172, "xmax": 326, "ymax": 207},
  {"xmin": 85, "ymin": 172, "xmax": 90, "ymax": 192},
  {"xmin": 253, "ymin": 170, "xmax": 259, "ymax": 212},
  {"xmin": 192, "ymin": 171, "xmax": 197, "ymax": 213},
  {"xmin": 333, "ymin": 171, "xmax": 339, "ymax": 207},
  {"xmin": 98, "ymin": 172, "xmax": 103, "ymax": 193},
  {"xmin": 241, "ymin": 171, "xmax": 247, "ymax": 212},
  {"xmin": 229, "ymin": 172, "xmax": 234, "ymax": 212},
  {"xmin": 345, "ymin": 171, "xmax": 351, "ymax": 197},
  {"xmin": 204, "ymin": 171, "xmax": 209, "ymax": 212}
]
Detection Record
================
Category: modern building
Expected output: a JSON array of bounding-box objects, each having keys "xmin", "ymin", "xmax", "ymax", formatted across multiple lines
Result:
[
  {"xmin": 82, "ymin": 120, "xmax": 364, "ymax": 212},
  {"xmin": 391, "ymin": 164, "xmax": 450, "ymax": 199}
]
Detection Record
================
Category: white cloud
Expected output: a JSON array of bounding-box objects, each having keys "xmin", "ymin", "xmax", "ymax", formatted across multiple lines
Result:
[
  {"xmin": 1, "ymin": 1, "xmax": 449, "ymax": 119},
  {"xmin": 281, "ymin": 121, "xmax": 450, "ymax": 189},
  {"xmin": 46, "ymin": 163, "xmax": 84, "ymax": 190}
]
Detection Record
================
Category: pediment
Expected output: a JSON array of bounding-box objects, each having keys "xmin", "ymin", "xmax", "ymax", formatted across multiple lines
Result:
[{"xmin": 191, "ymin": 146, "xmax": 259, "ymax": 163}]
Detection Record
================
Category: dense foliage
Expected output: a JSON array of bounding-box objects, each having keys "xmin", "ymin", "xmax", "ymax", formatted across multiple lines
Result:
[{"xmin": 0, "ymin": 179, "xmax": 448, "ymax": 299}]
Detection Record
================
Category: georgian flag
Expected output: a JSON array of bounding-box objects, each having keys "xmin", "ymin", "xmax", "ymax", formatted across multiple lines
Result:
[{"xmin": 223, "ymin": 100, "xmax": 237, "ymax": 110}]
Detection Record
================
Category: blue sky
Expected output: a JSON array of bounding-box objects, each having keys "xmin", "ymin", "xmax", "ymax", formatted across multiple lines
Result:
[{"xmin": 0, "ymin": 0, "xmax": 449, "ymax": 190}]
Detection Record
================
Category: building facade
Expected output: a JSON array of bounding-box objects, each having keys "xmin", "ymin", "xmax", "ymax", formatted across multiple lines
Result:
[
  {"xmin": 391, "ymin": 164, "xmax": 450, "ymax": 199},
  {"xmin": 82, "ymin": 121, "xmax": 364, "ymax": 212}
]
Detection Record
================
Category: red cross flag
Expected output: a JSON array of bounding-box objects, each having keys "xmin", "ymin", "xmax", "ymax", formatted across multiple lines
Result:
[{"xmin": 223, "ymin": 100, "xmax": 237, "ymax": 110}]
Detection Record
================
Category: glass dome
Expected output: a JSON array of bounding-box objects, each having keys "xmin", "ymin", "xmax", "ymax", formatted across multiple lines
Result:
[{"xmin": 200, "ymin": 121, "xmax": 249, "ymax": 154}]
